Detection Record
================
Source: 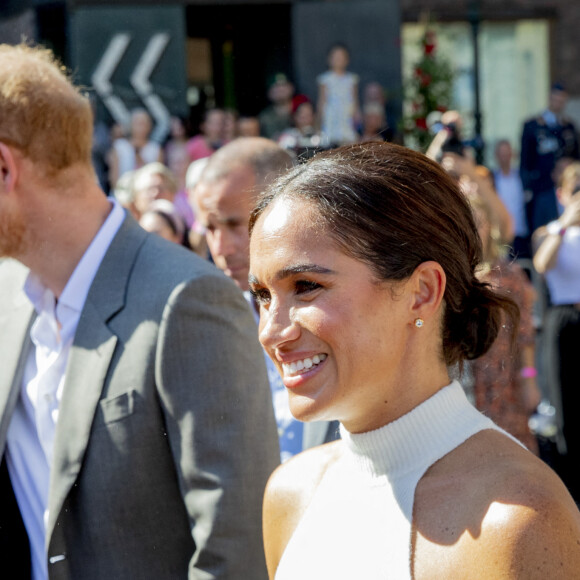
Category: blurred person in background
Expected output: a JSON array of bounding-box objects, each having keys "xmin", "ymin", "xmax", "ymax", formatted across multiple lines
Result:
[
  {"xmin": 533, "ymin": 161, "xmax": 580, "ymax": 502},
  {"xmin": 167, "ymin": 145, "xmax": 196, "ymax": 229},
  {"xmin": 317, "ymin": 43, "xmax": 360, "ymax": 147},
  {"xmin": 193, "ymin": 137, "xmax": 338, "ymax": 461},
  {"xmin": 111, "ymin": 169, "xmax": 138, "ymax": 220},
  {"xmin": 492, "ymin": 139, "xmax": 530, "ymax": 259},
  {"xmin": 186, "ymin": 108, "xmax": 226, "ymax": 161},
  {"xmin": 278, "ymin": 95, "xmax": 329, "ymax": 155},
  {"xmin": 223, "ymin": 109, "xmax": 239, "ymax": 143},
  {"xmin": 470, "ymin": 195, "xmax": 540, "ymax": 454},
  {"xmin": 428, "ymin": 111, "xmax": 515, "ymax": 245},
  {"xmin": 132, "ymin": 162, "xmax": 194, "ymax": 230},
  {"xmin": 139, "ymin": 198, "xmax": 188, "ymax": 247},
  {"xmin": 164, "ymin": 115, "xmax": 189, "ymax": 173},
  {"xmin": 359, "ymin": 102, "xmax": 394, "ymax": 143},
  {"xmin": 259, "ymin": 73, "xmax": 294, "ymax": 142},
  {"xmin": 185, "ymin": 157, "xmax": 211, "ymax": 258},
  {"xmin": 442, "ymin": 149, "xmax": 514, "ymax": 245},
  {"xmin": 520, "ymin": 83, "xmax": 580, "ymax": 234},
  {"xmin": 107, "ymin": 108, "xmax": 163, "ymax": 186},
  {"xmin": 360, "ymin": 81, "xmax": 397, "ymax": 143},
  {"xmin": 237, "ymin": 115, "xmax": 261, "ymax": 138}
]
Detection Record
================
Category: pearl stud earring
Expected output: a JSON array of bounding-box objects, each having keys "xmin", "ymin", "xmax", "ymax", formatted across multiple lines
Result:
[{"xmin": 414, "ymin": 318, "xmax": 424, "ymax": 328}]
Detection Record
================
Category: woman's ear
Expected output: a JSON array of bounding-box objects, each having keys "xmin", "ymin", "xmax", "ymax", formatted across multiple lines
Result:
[{"xmin": 409, "ymin": 261, "xmax": 446, "ymax": 321}]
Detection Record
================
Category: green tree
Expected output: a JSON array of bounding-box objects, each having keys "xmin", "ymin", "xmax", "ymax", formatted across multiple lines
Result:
[{"xmin": 403, "ymin": 29, "xmax": 454, "ymax": 151}]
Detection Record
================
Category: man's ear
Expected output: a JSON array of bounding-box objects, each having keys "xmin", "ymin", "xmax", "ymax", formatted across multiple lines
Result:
[
  {"xmin": 409, "ymin": 261, "xmax": 446, "ymax": 322},
  {"xmin": 0, "ymin": 142, "xmax": 19, "ymax": 194}
]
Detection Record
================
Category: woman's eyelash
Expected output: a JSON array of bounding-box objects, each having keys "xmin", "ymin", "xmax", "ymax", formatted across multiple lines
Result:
[
  {"xmin": 250, "ymin": 280, "xmax": 322, "ymax": 305},
  {"xmin": 295, "ymin": 280, "xmax": 322, "ymax": 293},
  {"xmin": 249, "ymin": 287, "xmax": 271, "ymax": 304}
]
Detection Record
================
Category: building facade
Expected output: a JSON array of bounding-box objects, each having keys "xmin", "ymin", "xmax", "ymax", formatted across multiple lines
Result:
[{"xmin": 401, "ymin": 0, "xmax": 580, "ymax": 164}]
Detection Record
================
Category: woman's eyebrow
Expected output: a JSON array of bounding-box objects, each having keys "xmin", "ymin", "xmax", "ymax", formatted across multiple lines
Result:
[
  {"xmin": 274, "ymin": 264, "xmax": 335, "ymax": 281},
  {"xmin": 248, "ymin": 264, "xmax": 335, "ymax": 287}
]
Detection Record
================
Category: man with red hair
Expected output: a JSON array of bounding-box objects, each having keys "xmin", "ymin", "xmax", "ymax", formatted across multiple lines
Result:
[{"xmin": 0, "ymin": 43, "xmax": 278, "ymax": 580}]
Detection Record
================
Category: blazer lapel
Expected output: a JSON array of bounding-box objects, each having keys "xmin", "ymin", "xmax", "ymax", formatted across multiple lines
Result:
[
  {"xmin": 0, "ymin": 291, "xmax": 35, "ymax": 454},
  {"xmin": 46, "ymin": 215, "xmax": 147, "ymax": 539}
]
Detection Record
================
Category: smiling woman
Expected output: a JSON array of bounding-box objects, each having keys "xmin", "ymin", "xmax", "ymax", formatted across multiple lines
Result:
[{"xmin": 248, "ymin": 142, "xmax": 580, "ymax": 580}]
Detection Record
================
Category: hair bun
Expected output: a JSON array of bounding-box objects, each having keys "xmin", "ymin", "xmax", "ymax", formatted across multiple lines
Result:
[{"xmin": 444, "ymin": 278, "xmax": 520, "ymax": 364}]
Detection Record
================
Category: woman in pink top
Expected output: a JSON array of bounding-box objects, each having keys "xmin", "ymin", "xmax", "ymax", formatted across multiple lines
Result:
[{"xmin": 186, "ymin": 108, "xmax": 226, "ymax": 161}]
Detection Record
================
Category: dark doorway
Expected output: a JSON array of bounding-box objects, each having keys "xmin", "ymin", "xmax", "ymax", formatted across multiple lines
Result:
[{"xmin": 185, "ymin": 3, "xmax": 293, "ymax": 128}]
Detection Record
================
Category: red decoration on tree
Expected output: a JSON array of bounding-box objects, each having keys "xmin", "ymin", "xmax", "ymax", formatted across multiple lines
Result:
[{"xmin": 402, "ymin": 27, "xmax": 454, "ymax": 151}]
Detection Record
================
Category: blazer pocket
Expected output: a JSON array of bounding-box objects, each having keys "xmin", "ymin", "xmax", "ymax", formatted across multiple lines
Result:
[{"xmin": 100, "ymin": 390, "xmax": 135, "ymax": 424}]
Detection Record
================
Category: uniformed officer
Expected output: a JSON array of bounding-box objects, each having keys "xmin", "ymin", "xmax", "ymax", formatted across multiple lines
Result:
[{"xmin": 520, "ymin": 82, "xmax": 580, "ymax": 234}]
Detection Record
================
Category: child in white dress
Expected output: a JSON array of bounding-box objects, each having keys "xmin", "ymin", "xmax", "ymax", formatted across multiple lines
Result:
[{"xmin": 316, "ymin": 44, "xmax": 360, "ymax": 146}]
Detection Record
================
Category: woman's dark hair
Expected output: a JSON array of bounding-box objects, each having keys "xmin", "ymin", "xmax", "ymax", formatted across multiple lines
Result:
[{"xmin": 249, "ymin": 142, "xmax": 519, "ymax": 366}]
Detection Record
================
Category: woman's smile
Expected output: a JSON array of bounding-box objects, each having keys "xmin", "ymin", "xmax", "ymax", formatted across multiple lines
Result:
[
  {"xmin": 279, "ymin": 353, "xmax": 328, "ymax": 390},
  {"xmin": 281, "ymin": 353, "xmax": 327, "ymax": 378}
]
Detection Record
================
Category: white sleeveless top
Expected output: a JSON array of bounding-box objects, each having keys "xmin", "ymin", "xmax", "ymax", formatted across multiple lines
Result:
[
  {"xmin": 275, "ymin": 381, "xmax": 518, "ymax": 579},
  {"xmin": 544, "ymin": 222, "xmax": 580, "ymax": 305}
]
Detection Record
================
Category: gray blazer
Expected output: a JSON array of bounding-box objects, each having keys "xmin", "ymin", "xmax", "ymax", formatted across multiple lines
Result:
[{"xmin": 0, "ymin": 216, "xmax": 280, "ymax": 579}]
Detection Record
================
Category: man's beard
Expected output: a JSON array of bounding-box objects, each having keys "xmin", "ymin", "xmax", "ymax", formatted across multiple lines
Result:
[{"xmin": 0, "ymin": 204, "xmax": 27, "ymax": 258}]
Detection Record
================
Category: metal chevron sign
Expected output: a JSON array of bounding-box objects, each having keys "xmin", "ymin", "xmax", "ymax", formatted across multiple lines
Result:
[
  {"xmin": 91, "ymin": 33, "xmax": 132, "ymax": 128},
  {"xmin": 71, "ymin": 5, "xmax": 188, "ymax": 142},
  {"xmin": 130, "ymin": 33, "xmax": 172, "ymax": 142}
]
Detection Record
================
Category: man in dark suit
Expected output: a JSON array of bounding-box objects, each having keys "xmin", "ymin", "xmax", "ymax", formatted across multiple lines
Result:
[
  {"xmin": 0, "ymin": 43, "xmax": 279, "ymax": 579},
  {"xmin": 520, "ymin": 82, "xmax": 580, "ymax": 233}
]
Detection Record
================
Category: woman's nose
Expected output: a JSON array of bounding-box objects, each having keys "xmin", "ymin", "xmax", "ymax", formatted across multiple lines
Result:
[{"xmin": 259, "ymin": 303, "xmax": 300, "ymax": 350}]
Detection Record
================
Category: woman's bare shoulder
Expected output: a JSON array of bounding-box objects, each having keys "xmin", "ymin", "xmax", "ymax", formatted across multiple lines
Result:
[
  {"xmin": 265, "ymin": 441, "xmax": 342, "ymax": 520},
  {"xmin": 263, "ymin": 441, "xmax": 342, "ymax": 578},
  {"xmin": 413, "ymin": 430, "xmax": 580, "ymax": 579}
]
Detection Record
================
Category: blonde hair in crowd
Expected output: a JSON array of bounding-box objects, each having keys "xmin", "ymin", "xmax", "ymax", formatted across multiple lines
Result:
[
  {"xmin": 0, "ymin": 43, "xmax": 93, "ymax": 174},
  {"xmin": 133, "ymin": 162, "xmax": 178, "ymax": 195},
  {"xmin": 559, "ymin": 161, "xmax": 580, "ymax": 193},
  {"xmin": 469, "ymin": 194, "xmax": 505, "ymax": 266}
]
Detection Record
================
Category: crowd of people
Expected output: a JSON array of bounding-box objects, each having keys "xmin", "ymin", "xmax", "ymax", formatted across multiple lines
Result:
[
  {"xmin": 101, "ymin": 75, "xmax": 580, "ymax": 481},
  {"xmin": 92, "ymin": 44, "xmax": 398, "ymax": 197},
  {"xmin": 1, "ymin": 40, "xmax": 580, "ymax": 579}
]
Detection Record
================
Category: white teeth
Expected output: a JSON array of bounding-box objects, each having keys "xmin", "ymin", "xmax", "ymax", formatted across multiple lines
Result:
[{"xmin": 282, "ymin": 354, "xmax": 327, "ymax": 377}]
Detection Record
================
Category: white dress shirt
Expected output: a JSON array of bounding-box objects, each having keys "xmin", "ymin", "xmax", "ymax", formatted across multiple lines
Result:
[{"xmin": 5, "ymin": 200, "xmax": 125, "ymax": 580}]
